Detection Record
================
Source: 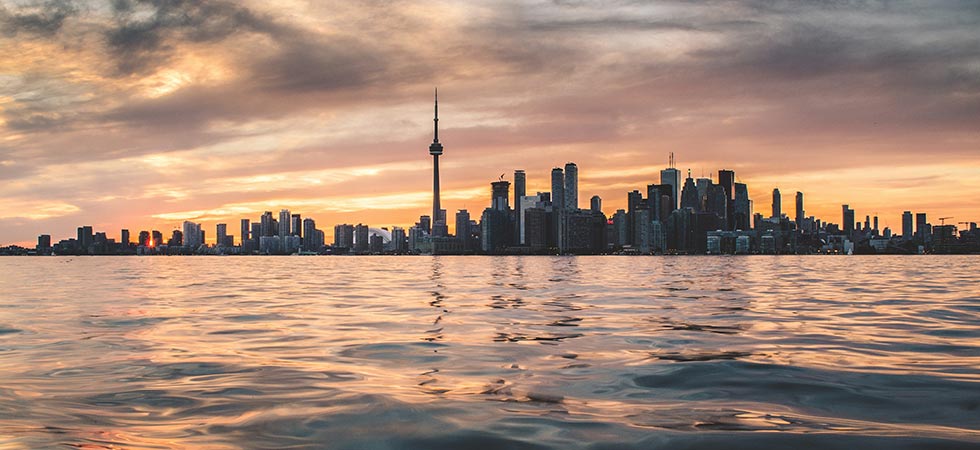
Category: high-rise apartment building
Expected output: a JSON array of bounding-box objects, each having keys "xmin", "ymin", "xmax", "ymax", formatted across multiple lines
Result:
[
  {"xmin": 564, "ymin": 162, "xmax": 578, "ymax": 210},
  {"xmin": 514, "ymin": 170, "xmax": 526, "ymax": 239},
  {"xmin": 772, "ymin": 188, "xmax": 781, "ymax": 219},
  {"xmin": 278, "ymin": 209, "xmax": 291, "ymax": 239},
  {"xmin": 902, "ymin": 211, "xmax": 913, "ymax": 239},
  {"xmin": 551, "ymin": 167, "xmax": 564, "ymax": 211},
  {"xmin": 795, "ymin": 191, "xmax": 804, "ymax": 229},
  {"xmin": 240, "ymin": 219, "xmax": 250, "ymax": 246},
  {"xmin": 842, "ymin": 205, "xmax": 855, "ymax": 235}
]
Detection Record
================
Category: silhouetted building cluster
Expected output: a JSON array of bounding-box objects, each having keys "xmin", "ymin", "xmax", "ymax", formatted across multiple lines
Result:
[{"xmin": 16, "ymin": 93, "xmax": 978, "ymax": 257}]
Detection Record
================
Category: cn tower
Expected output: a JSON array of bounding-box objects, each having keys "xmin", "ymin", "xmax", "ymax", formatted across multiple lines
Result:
[{"xmin": 429, "ymin": 88, "xmax": 443, "ymax": 236}]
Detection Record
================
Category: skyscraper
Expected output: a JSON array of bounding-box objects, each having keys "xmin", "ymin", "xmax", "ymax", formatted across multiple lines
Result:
[
  {"xmin": 354, "ymin": 224, "xmax": 369, "ymax": 252},
  {"xmin": 391, "ymin": 227, "xmax": 407, "ymax": 253},
  {"xmin": 590, "ymin": 195, "xmax": 601, "ymax": 213},
  {"xmin": 278, "ymin": 209, "xmax": 291, "ymax": 239},
  {"xmin": 680, "ymin": 172, "xmax": 699, "ymax": 211},
  {"xmin": 240, "ymin": 219, "xmax": 250, "ymax": 246},
  {"xmin": 660, "ymin": 153, "xmax": 681, "ymax": 211},
  {"xmin": 734, "ymin": 183, "xmax": 750, "ymax": 231},
  {"xmin": 718, "ymin": 170, "xmax": 735, "ymax": 202},
  {"xmin": 182, "ymin": 221, "xmax": 202, "ymax": 249},
  {"xmin": 696, "ymin": 177, "xmax": 711, "ymax": 209},
  {"xmin": 291, "ymin": 214, "xmax": 302, "ymax": 238},
  {"xmin": 77, "ymin": 226, "xmax": 93, "ymax": 253},
  {"xmin": 771, "ymin": 188, "xmax": 781, "ymax": 219},
  {"xmin": 455, "ymin": 209, "xmax": 471, "ymax": 246},
  {"xmin": 706, "ymin": 185, "xmax": 728, "ymax": 225},
  {"xmin": 902, "ymin": 211, "xmax": 913, "ymax": 239},
  {"xmin": 37, "ymin": 235, "xmax": 51, "ymax": 252},
  {"xmin": 916, "ymin": 213, "xmax": 927, "ymax": 236},
  {"xmin": 334, "ymin": 224, "xmax": 354, "ymax": 249},
  {"xmin": 168, "ymin": 230, "xmax": 182, "ymax": 247},
  {"xmin": 250, "ymin": 223, "xmax": 261, "ymax": 245},
  {"xmin": 121, "ymin": 229, "xmax": 130, "ymax": 246},
  {"xmin": 302, "ymin": 218, "xmax": 317, "ymax": 251},
  {"xmin": 216, "ymin": 223, "xmax": 228, "ymax": 246},
  {"xmin": 481, "ymin": 180, "xmax": 513, "ymax": 253},
  {"xmin": 795, "ymin": 191, "xmax": 804, "ymax": 228},
  {"xmin": 491, "ymin": 180, "xmax": 510, "ymax": 211},
  {"xmin": 514, "ymin": 170, "xmax": 526, "ymax": 239},
  {"xmin": 260, "ymin": 211, "xmax": 274, "ymax": 237},
  {"xmin": 429, "ymin": 88, "xmax": 444, "ymax": 237},
  {"xmin": 551, "ymin": 167, "xmax": 564, "ymax": 211},
  {"xmin": 564, "ymin": 162, "xmax": 578, "ymax": 210},
  {"xmin": 842, "ymin": 205, "xmax": 855, "ymax": 235},
  {"xmin": 627, "ymin": 189, "xmax": 644, "ymax": 245},
  {"xmin": 647, "ymin": 184, "xmax": 671, "ymax": 222},
  {"xmin": 718, "ymin": 169, "xmax": 735, "ymax": 229}
]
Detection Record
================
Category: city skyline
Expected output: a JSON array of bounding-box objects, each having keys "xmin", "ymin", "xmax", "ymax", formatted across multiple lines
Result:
[
  {"xmin": 2, "ymin": 1, "xmax": 979, "ymax": 246},
  {"xmin": 4, "ymin": 107, "xmax": 979, "ymax": 248},
  {"xmin": 17, "ymin": 148, "xmax": 979, "ymax": 256}
]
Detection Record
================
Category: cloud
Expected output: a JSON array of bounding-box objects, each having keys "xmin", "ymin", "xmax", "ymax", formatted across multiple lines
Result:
[
  {"xmin": 0, "ymin": 198, "xmax": 80, "ymax": 220},
  {"xmin": 0, "ymin": 0, "xmax": 78, "ymax": 36},
  {"xmin": 0, "ymin": 0, "xmax": 979, "ymax": 244},
  {"xmin": 102, "ymin": 0, "xmax": 291, "ymax": 75}
]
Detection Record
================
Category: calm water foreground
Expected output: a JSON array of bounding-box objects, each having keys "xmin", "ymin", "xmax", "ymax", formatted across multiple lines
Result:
[{"xmin": 0, "ymin": 256, "xmax": 978, "ymax": 449}]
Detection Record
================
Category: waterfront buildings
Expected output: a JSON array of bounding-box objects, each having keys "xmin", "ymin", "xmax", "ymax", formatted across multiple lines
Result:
[{"xmin": 18, "ymin": 92, "xmax": 977, "ymax": 257}]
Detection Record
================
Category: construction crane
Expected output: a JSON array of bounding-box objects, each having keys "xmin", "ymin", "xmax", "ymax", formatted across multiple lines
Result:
[{"xmin": 938, "ymin": 217, "xmax": 953, "ymax": 226}]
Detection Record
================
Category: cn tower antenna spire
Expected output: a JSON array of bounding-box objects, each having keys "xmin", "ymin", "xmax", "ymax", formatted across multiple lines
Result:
[{"xmin": 433, "ymin": 87, "xmax": 439, "ymax": 143}]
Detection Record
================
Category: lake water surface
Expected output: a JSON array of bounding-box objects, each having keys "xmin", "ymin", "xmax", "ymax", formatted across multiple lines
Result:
[{"xmin": 1, "ymin": 256, "xmax": 978, "ymax": 449}]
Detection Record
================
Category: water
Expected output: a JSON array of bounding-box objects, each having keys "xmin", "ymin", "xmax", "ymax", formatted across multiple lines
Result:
[{"xmin": 0, "ymin": 256, "xmax": 978, "ymax": 449}]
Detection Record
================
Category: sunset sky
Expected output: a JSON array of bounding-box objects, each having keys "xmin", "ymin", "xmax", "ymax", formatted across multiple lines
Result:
[{"xmin": 1, "ymin": 0, "xmax": 978, "ymax": 245}]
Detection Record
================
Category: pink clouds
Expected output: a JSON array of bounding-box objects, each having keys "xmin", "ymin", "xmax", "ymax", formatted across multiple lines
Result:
[{"xmin": 0, "ymin": 0, "xmax": 978, "ymax": 244}]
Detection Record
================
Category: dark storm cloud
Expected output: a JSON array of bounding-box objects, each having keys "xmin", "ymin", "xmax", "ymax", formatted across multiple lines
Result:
[
  {"xmin": 0, "ymin": 0, "xmax": 77, "ymax": 36},
  {"xmin": 245, "ymin": 38, "xmax": 389, "ymax": 93},
  {"xmin": 103, "ymin": 0, "xmax": 290, "ymax": 75},
  {"xmin": 672, "ymin": 11, "xmax": 980, "ymax": 136},
  {"xmin": 95, "ymin": 35, "xmax": 393, "ymax": 132},
  {"xmin": 690, "ymin": 20, "xmax": 980, "ymax": 83}
]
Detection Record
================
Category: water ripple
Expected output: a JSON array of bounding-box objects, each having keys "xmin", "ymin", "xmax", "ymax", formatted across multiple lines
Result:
[{"xmin": 0, "ymin": 255, "xmax": 978, "ymax": 448}]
